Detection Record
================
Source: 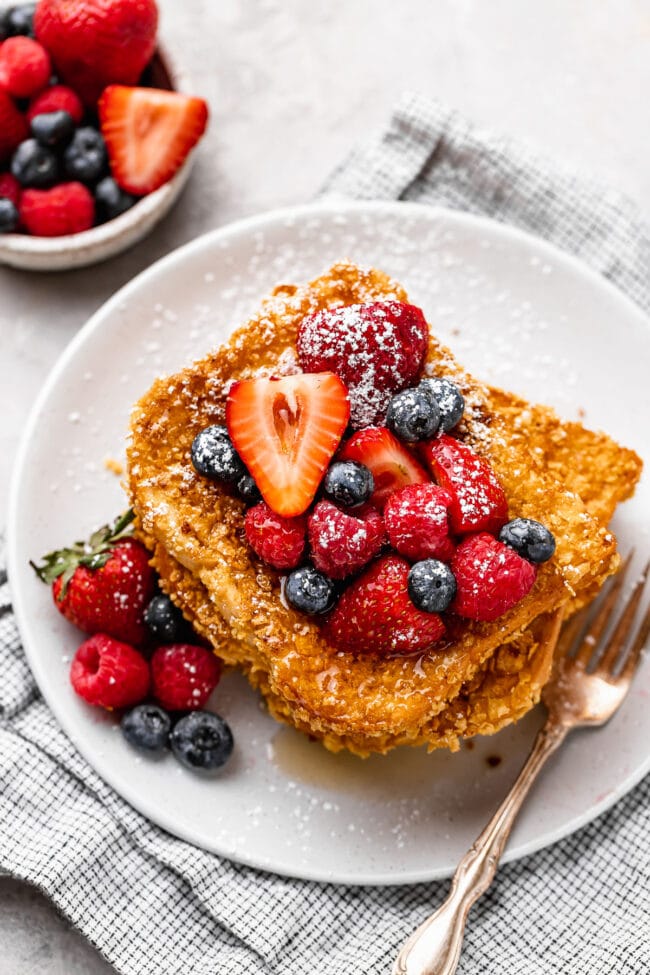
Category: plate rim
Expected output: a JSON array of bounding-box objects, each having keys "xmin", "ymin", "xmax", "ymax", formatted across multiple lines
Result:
[{"xmin": 7, "ymin": 199, "xmax": 650, "ymax": 885}]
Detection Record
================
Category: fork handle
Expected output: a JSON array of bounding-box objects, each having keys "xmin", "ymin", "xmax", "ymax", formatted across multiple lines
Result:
[{"xmin": 392, "ymin": 720, "xmax": 568, "ymax": 975}]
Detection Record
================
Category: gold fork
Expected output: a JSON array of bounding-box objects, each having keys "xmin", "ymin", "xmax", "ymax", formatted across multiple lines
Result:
[{"xmin": 393, "ymin": 556, "xmax": 650, "ymax": 975}]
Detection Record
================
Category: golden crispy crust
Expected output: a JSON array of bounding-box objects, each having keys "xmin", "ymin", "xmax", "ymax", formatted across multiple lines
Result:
[{"xmin": 128, "ymin": 263, "xmax": 640, "ymax": 755}]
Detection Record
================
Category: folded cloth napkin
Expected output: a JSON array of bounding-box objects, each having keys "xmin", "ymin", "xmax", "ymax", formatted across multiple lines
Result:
[{"xmin": 1, "ymin": 94, "xmax": 649, "ymax": 975}]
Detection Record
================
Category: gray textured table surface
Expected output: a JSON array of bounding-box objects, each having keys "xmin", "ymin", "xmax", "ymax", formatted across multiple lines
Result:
[{"xmin": 2, "ymin": 1, "xmax": 650, "ymax": 972}]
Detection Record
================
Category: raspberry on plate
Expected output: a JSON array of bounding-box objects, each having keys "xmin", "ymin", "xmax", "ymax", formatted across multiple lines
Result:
[
  {"xmin": 0, "ymin": 36, "xmax": 51, "ymax": 98},
  {"xmin": 297, "ymin": 301, "xmax": 429, "ymax": 428},
  {"xmin": 308, "ymin": 500, "xmax": 385, "ymax": 579},
  {"xmin": 384, "ymin": 483, "xmax": 455, "ymax": 562},
  {"xmin": 244, "ymin": 501, "xmax": 306, "ymax": 570},
  {"xmin": 421, "ymin": 433, "xmax": 508, "ymax": 535},
  {"xmin": 339, "ymin": 426, "xmax": 430, "ymax": 510},
  {"xmin": 450, "ymin": 532, "xmax": 537, "ymax": 622},
  {"xmin": 27, "ymin": 84, "xmax": 84, "ymax": 125},
  {"xmin": 150, "ymin": 643, "xmax": 221, "ymax": 711},
  {"xmin": 0, "ymin": 171, "xmax": 21, "ymax": 206},
  {"xmin": 324, "ymin": 554, "xmax": 445, "ymax": 655},
  {"xmin": 0, "ymin": 88, "xmax": 29, "ymax": 163},
  {"xmin": 19, "ymin": 181, "xmax": 95, "ymax": 236},
  {"xmin": 70, "ymin": 633, "xmax": 150, "ymax": 710}
]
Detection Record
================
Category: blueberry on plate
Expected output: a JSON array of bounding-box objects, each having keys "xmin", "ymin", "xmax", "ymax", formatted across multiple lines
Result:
[
  {"xmin": 0, "ymin": 198, "xmax": 19, "ymax": 234},
  {"xmin": 323, "ymin": 460, "xmax": 374, "ymax": 507},
  {"xmin": 144, "ymin": 593, "xmax": 187, "ymax": 643},
  {"xmin": 419, "ymin": 377, "xmax": 465, "ymax": 432},
  {"xmin": 237, "ymin": 472, "xmax": 262, "ymax": 504},
  {"xmin": 386, "ymin": 386, "xmax": 440, "ymax": 442},
  {"xmin": 31, "ymin": 110, "xmax": 75, "ymax": 149},
  {"xmin": 408, "ymin": 559, "xmax": 457, "ymax": 614},
  {"xmin": 170, "ymin": 711, "xmax": 234, "ymax": 771},
  {"xmin": 11, "ymin": 138, "xmax": 59, "ymax": 188},
  {"xmin": 499, "ymin": 518, "xmax": 556, "ymax": 564},
  {"xmin": 1, "ymin": 3, "xmax": 36, "ymax": 38},
  {"xmin": 121, "ymin": 704, "xmax": 171, "ymax": 754},
  {"xmin": 63, "ymin": 127, "xmax": 108, "ymax": 184},
  {"xmin": 95, "ymin": 176, "xmax": 136, "ymax": 223},
  {"xmin": 191, "ymin": 425, "xmax": 246, "ymax": 483},
  {"xmin": 285, "ymin": 565, "xmax": 337, "ymax": 615}
]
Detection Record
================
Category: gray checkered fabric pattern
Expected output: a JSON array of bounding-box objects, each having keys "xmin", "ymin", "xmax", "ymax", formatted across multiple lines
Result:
[{"xmin": 2, "ymin": 95, "xmax": 649, "ymax": 974}]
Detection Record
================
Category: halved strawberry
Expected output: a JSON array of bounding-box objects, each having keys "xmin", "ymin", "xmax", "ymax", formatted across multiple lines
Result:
[
  {"xmin": 420, "ymin": 434, "xmax": 508, "ymax": 535},
  {"xmin": 226, "ymin": 372, "xmax": 349, "ymax": 517},
  {"xmin": 98, "ymin": 85, "xmax": 209, "ymax": 195},
  {"xmin": 338, "ymin": 427, "xmax": 429, "ymax": 510}
]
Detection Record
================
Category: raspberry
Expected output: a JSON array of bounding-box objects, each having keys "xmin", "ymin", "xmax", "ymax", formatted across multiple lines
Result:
[
  {"xmin": 384, "ymin": 483, "xmax": 455, "ymax": 562},
  {"xmin": 244, "ymin": 501, "xmax": 306, "ymax": 570},
  {"xmin": 0, "ymin": 36, "xmax": 51, "ymax": 98},
  {"xmin": 324, "ymin": 555, "xmax": 445, "ymax": 655},
  {"xmin": 20, "ymin": 182, "xmax": 94, "ymax": 236},
  {"xmin": 308, "ymin": 500, "xmax": 385, "ymax": 579},
  {"xmin": 0, "ymin": 171, "xmax": 21, "ymax": 206},
  {"xmin": 297, "ymin": 301, "xmax": 429, "ymax": 428},
  {"xmin": 150, "ymin": 644, "xmax": 221, "ymax": 711},
  {"xmin": 450, "ymin": 533, "xmax": 537, "ymax": 622},
  {"xmin": 27, "ymin": 84, "xmax": 84, "ymax": 124},
  {"xmin": 0, "ymin": 88, "xmax": 28, "ymax": 163},
  {"xmin": 70, "ymin": 634, "xmax": 150, "ymax": 710}
]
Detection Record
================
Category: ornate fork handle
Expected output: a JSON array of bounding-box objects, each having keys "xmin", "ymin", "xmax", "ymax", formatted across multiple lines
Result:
[{"xmin": 392, "ymin": 720, "xmax": 568, "ymax": 975}]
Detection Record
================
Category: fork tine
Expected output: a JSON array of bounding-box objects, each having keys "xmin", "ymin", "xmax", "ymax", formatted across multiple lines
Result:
[
  {"xmin": 573, "ymin": 553, "xmax": 634, "ymax": 667},
  {"xmin": 555, "ymin": 605, "xmax": 589, "ymax": 659},
  {"xmin": 598, "ymin": 560, "xmax": 650, "ymax": 675},
  {"xmin": 619, "ymin": 597, "xmax": 650, "ymax": 683}
]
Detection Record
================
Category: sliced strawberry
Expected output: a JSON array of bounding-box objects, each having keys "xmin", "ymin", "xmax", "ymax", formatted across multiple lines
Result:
[
  {"xmin": 450, "ymin": 533, "xmax": 537, "ymax": 622},
  {"xmin": 338, "ymin": 426, "xmax": 429, "ymax": 510},
  {"xmin": 226, "ymin": 372, "xmax": 349, "ymax": 517},
  {"xmin": 324, "ymin": 554, "xmax": 445, "ymax": 655},
  {"xmin": 98, "ymin": 85, "xmax": 209, "ymax": 195},
  {"xmin": 420, "ymin": 434, "xmax": 508, "ymax": 535}
]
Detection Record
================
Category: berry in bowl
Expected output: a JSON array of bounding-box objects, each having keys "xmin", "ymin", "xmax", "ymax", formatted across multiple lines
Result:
[{"xmin": 0, "ymin": 0, "xmax": 209, "ymax": 270}]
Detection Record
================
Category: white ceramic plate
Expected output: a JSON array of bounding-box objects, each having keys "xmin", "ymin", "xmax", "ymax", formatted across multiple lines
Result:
[{"xmin": 7, "ymin": 202, "xmax": 649, "ymax": 886}]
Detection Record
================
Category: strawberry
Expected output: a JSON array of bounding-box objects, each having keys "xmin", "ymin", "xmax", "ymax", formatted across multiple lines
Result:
[
  {"xmin": 0, "ymin": 88, "xmax": 28, "ymax": 163},
  {"xmin": 150, "ymin": 643, "xmax": 221, "ymax": 711},
  {"xmin": 27, "ymin": 84, "xmax": 84, "ymax": 124},
  {"xmin": 297, "ymin": 301, "xmax": 429, "ymax": 428},
  {"xmin": 0, "ymin": 171, "xmax": 21, "ymax": 206},
  {"xmin": 421, "ymin": 434, "xmax": 508, "ymax": 535},
  {"xmin": 244, "ymin": 502, "xmax": 307, "ymax": 570},
  {"xmin": 383, "ymin": 483, "xmax": 455, "ymax": 562},
  {"xmin": 450, "ymin": 533, "xmax": 537, "ymax": 622},
  {"xmin": 70, "ymin": 633, "xmax": 150, "ymax": 710},
  {"xmin": 34, "ymin": 0, "xmax": 158, "ymax": 106},
  {"xmin": 226, "ymin": 372, "xmax": 349, "ymax": 517},
  {"xmin": 0, "ymin": 36, "xmax": 51, "ymax": 98},
  {"xmin": 98, "ymin": 85, "xmax": 209, "ymax": 195},
  {"xmin": 307, "ymin": 501, "xmax": 385, "ymax": 579},
  {"xmin": 19, "ymin": 182, "xmax": 94, "ymax": 236},
  {"xmin": 324, "ymin": 554, "xmax": 445, "ymax": 655},
  {"xmin": 338, "ymin": 426, "xmax": 429, "ymax": 510},
  {"xmin": 31, "ymin": 510, "xmax": 155, "ymax": 646}
]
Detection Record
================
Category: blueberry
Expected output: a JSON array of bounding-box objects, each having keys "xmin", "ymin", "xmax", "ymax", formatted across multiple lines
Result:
[
  {"xmin": 31, "ymin": 110, "xmax": 75, "ymax": 149},
  {"xmin": 1, "ymin": 4, "xmax": 36, "ymax": 37},
  {"xmin": 0, "ymin": 199, "xmax": 18, "ymax": 234},
  {"xmin": 420, "ymin": 377, "xmax": 465, "ymax": 432},
  {"xmin": 63, "ymin": 127, "xmax": 108, "ymax": 184},
  {"xmin": 285, "ymin": 566, "xmax": 337, "ymax": 615},
  {"xmin": 323, "ymin": 460, "xmax": 374, "ymax": 508},
  {"xmin": 121, "ymin": 704, "xmax": 171, "ymax": 754},
  {"xmin": 191, "ymin": 425, "xmax": 246, "ymax": 483},
  {"xmin": 11, "ymin": 139, "xmax": 59, "ymax": 188},
  {"xmin": 408, "ymin": 559, "xmax": 457, "ymax": 613},
  {"xmin": 170, "ymin": 711, "xmax": 234, "ymax": 771},
  {"xmin": 95, "ymin": 176, "xmax": 136, "ymax": 223},
  {"xmin": 386, "ymin": 386, "xmax": 440, "ymax": 442},
  {"xmin": 237, "ymin": 472, "xmax": 262, "ymax": 504},
  {"xmin": 144, "ymin": 593, "xmax": 187, "ymax": 643},
  {"xmin": 499, "ymin": 518, "xmax": 556, "ymax": 564}
]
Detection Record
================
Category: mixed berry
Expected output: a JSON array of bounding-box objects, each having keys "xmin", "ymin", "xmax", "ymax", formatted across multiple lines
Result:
[
  {"xmin": 0, "ymin": 0, "xmax": 208, "ymax": 238},
  {"xmin": 191, "ymin": 300, "xmax": 557, "ymax": 656},
  {"xmin": 32, "ymin": 511, "xmax": 233, "ymax": 774}
]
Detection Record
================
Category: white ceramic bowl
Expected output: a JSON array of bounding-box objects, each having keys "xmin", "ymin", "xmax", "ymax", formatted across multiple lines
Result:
[{"xmin": 0, "ymin": 43, "xmax": 197, "ymax": 271}]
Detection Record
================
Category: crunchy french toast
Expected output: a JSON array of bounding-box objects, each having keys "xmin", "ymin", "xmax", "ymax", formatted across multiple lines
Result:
[{"xmin": 128, "ymin": 262, "xmax": 641, "ymax": 755}]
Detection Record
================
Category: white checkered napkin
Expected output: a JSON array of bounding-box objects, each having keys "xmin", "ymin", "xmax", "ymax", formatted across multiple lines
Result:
[{"xmin": 2, "ymin": 98, "xmax": 650, "ymax": 975}]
